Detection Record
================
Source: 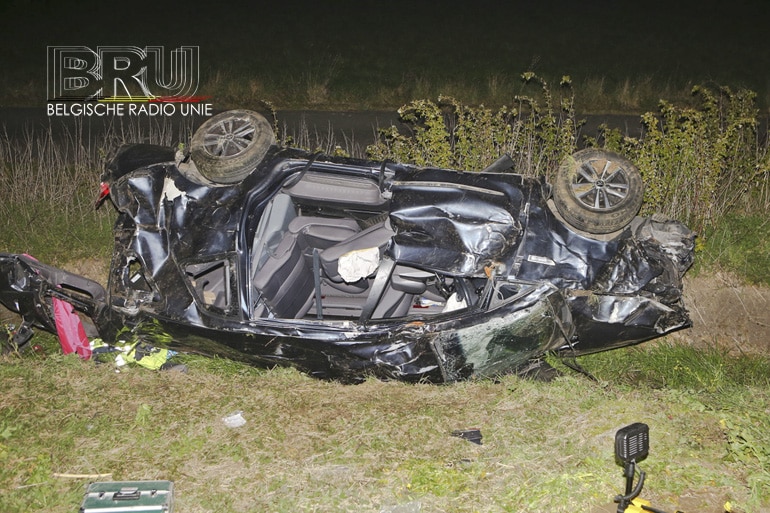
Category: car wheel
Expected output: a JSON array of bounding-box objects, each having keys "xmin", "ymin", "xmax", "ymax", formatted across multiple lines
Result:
[
  {"xmin": 190, "ymin": 110, "xmax": 276, "ymax": 184},
  {"xmin": 553, "ymin": 149, "xmax": 644, "ymax": 234}
]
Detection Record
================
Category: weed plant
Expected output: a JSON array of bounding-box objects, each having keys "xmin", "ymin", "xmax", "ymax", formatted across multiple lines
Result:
[
  {"xmin": 0, "ymin": 118, "xmax": 192, "ymax": 266},
  {"xmin": 368, "ymin": 75, "xmax": 770, "ymax": 241},
  {"xmin": 597, "ymin": 86, "xmax": 769, "ymax": 234},
  {"xmin": 367, "ymin": 74, "xmax": 578, "ymax": 181}
]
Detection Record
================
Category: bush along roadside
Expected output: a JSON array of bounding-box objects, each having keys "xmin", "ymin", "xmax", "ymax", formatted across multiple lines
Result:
[
  {"xmin": 368, "ymin": 74, "xmax": 770, "ymax": 239},
  {"xmin": 366, "ymin": 73, "xmax": 579, "ymax": 181},
  {"xmin": 595, "ymin": 85, "xmax": 769, "ymax": 234}
]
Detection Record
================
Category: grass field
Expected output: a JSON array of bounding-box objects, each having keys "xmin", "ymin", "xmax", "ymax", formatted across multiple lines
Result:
[{"xmin": 1, "ymin": 337, "xmax": 769, "ymax": 513}]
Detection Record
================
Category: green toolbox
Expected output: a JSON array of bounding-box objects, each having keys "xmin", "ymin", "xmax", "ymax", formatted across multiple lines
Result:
[{"xmin": 80, "ymin": 481, "xmax": 174, "ymax": 513}]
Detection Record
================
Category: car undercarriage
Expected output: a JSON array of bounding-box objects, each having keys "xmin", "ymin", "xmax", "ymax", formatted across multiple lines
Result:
[{"xmin": 0, "ymin": 110, "xmax": 695, "ymax": 382}]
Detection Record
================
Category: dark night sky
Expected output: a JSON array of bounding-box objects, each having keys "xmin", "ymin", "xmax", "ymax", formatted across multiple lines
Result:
[{"xmin": 1, "ymin": 0, "xmax": 769, "ymax": 105}]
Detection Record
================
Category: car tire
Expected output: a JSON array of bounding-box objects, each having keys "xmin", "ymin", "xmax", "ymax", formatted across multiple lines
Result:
[
  {"xmin": 190, "ymin": 110, "xmax": 276, "ymax": 184},
  {"xmin": 553, "ymin": 149, "xmax": 644, "ymax": 234}
]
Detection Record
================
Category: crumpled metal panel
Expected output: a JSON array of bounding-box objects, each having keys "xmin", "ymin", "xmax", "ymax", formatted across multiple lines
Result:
[
  {"xmin": 593, "ymin": 217, "xmax": 694, "ymax": 300},
  {"xmin": 564, "ymin": 217, "xmax": 695, "ymax": 354},
  {"xmin": 0, "ymin": 144, "xmax": 697, "ymax": 383},
  {"xmin": 388, "ymin": 167, "xmax": 526, "ymax": 276},
  {"xmin": 512, "ymin": 201, "xmax": 622, "ymax": 290}
]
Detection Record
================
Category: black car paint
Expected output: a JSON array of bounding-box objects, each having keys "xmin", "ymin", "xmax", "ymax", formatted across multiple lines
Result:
[{"xmin": 0, "ymin": 144, "xmax": 694, "ymax": 382}]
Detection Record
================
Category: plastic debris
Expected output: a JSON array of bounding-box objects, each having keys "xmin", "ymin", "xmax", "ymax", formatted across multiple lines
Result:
[
  {"xmin": 52, "ymin": 297, "xmax": 92, "ymax": 359},
  {"xmin": 222, "ymin": 411, "xmax": 247, "ymax": 428},
  {"xmin": 451, "ymin": 429, "xmax": 483, "ymax": 445},
  {"xmin": 91, "ymin": 339, "xmax": 177, "ymax": 370}
]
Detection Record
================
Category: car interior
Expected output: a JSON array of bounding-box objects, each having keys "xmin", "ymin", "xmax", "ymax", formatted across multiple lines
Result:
[{"xmin": 248, "ymin": 170, "xmax": 474, "ymax": 322}]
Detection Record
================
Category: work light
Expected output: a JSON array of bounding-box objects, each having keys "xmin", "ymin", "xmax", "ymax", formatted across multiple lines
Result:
[
  {"xmin": 615, "ymin": 422, "xmax": 649, "ymax": 466},
  {"xmin": 614, "ymin": 423, "xmax": 650, "ymax": 513}
]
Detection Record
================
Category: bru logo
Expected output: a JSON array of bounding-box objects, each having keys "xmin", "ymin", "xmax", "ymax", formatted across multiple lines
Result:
[{"xmin": 48, "ymin": 46, "xmax": 202, "ymax": 102}]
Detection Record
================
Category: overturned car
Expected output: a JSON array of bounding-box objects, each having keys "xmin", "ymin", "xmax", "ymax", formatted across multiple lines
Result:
[{"xmin": 0, "ymin": 110, "xmax": 694, "ymax": 382}]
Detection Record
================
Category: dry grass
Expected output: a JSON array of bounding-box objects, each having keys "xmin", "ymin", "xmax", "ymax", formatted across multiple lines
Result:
[
  {"xmin": 0, "ymin": 117, "xmax": 193, "ymax": 265},
  {"xmin": 1, "ymin": 342, "xmax": 767, "ymax": 513}
]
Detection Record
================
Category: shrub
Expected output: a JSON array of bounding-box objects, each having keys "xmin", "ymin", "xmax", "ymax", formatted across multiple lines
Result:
[
  {"xmin": 596, "ymin": 86, "xmax": 769, "ymax": 232},
  {"xmin": 366, "ymin": 73, "xmax": 579, "ymax": 179},
  {"xmin": 370, "ymin": 76, "xmax": 769, "ymax": 235}
]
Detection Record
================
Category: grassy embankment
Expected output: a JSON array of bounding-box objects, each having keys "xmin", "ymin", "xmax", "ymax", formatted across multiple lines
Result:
[
  {"xmin": 0, "ymin": 344, "xmax": 768, "ymax": 513},
  {"xmin": 1, "ymin": 78, "xmax": 770, "ymax": 512}
]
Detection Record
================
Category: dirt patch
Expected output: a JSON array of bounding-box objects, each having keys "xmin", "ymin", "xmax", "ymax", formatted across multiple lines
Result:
[
  {"xmin": 60, "ymin": 257, "xmax": 111, "ymax": 284},
  {"xmin": 668, "ymin": 273, "xmax": 770, "ymax": 355}
]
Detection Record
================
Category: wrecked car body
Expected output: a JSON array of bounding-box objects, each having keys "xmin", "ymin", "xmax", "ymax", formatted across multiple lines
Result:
[{"xmin": 0, "ymin": 110, "xmax": 694, "ymax": 382}]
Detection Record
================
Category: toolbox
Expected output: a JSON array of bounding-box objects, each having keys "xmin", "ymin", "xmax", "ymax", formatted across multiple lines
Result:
[{"xmin": 80, "ymin": 481, "xmax": 174, "ymax": 513}]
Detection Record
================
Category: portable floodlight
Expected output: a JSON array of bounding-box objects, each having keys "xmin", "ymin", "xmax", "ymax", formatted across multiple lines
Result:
[
  {"xmin": 614, "ymin": 423, "xmax": 650, "ymax": 513},
  {"xmin": 615, "ymin": 422, "xmax": 649, "ymax": 466}
]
